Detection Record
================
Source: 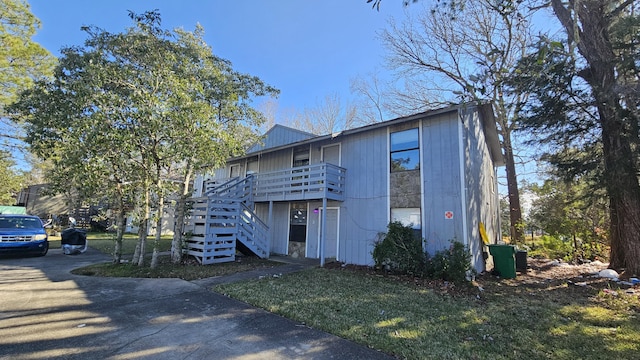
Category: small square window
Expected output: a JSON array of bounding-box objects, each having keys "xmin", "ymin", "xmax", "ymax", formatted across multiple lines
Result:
[
  {"xmin": 391, "ymin": 208, "xmax": 421, "ymax": 230},
  {"xmin": 391, "ymin": 149, "xmax": 420, "ymax": 171},
  {"xmin": 390, "ymin": 128, "xmax": 419, "ymax": 152}
]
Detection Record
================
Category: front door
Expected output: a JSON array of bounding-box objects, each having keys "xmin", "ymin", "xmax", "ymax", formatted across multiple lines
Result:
[
  {"xmin": 321, "ymin": 144, "xmax": 340, "ymax": 165},
  {"xmin": 288, "ymin": 202, "xmax": 307, "ymax": 258},
  {"xmin": 229, "ymin": 164, "xmax": 242, "ymax": 178},
  {"xmin": 318, "ymin": 208, "xmax": 339, "ymax": 260},
  {"xmin": 247, "ymin": 156, "xmax": 259, "ymax": 175}
]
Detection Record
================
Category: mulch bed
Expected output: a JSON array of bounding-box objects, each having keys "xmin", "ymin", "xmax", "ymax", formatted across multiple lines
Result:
[{"xmin": 323, "ymin": 258, "xmax": 640, "ymax": 302}]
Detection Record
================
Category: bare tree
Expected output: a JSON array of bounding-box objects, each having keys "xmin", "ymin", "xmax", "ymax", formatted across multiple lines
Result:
[
  {"xmin": 381, "ymin": 0, "xmax": 533, "ymax": 243},
  {"xmin": 292, "ymin": 93, "xmax": 359, "ymax": 135},
  {"xmin": 350, "ymin": 70, "xmax": 392, "ymax": 123}
]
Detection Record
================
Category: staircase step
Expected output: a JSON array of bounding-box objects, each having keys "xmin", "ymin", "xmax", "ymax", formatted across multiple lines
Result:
[
  {"xmin": 187, "ymin": 175, "xmax": 270, "ymax": 262},
  {"xmin": 201, "ymin": 253, "xmax": 235, "ymax": 264}
]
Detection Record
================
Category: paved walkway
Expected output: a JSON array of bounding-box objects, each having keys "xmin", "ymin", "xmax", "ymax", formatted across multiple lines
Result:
[
  {"xmin": 0, "ymin": 249, "xmax": 393, "ymax": 360},
  {"xmin": 192, "ymin": 255, "xmax": 319, "ymax": 287}
]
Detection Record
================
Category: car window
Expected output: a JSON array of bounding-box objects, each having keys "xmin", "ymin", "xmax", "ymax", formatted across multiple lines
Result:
[{"xmin": 0, "ymin": 217, "xmax": 43, "ymax": 229}]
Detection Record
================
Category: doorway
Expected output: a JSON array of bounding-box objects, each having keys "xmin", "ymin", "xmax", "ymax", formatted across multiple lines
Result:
[
  {"xmin": 229, "ymin": 164, "xmax": 242, "ymax": 178},
  {"xmin": 288, "ymin": 202, "xmax": 307, "ymax": 258},
  {"xmin": 321, "ymin": 144, "xmax": 341, "ymax": 166},
  {"xmin": 318, "ymin": 207, "xmax": 339, "ymax": 260}
]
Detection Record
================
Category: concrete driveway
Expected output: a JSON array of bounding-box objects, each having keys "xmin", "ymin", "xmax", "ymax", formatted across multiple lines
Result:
[{"xmin": 0, "ymin": 248, "xmax": 392, "ymax": 360}]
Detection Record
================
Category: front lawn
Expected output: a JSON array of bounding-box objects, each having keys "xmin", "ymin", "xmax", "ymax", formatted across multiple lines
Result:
[
  {"xmin": 85, "ymin": 232, "xmax": 173, "ymax": 254},
  {"xmin": 67, "ymin": 232, "xmax": 283, "ymax": 280},
  {"xmin": 49, "ymin": 232, "xmax": 173, "ymax": 253},
  {"xmin": 72, "ymin": 254, "xmax": 281, "ymax": 280},
  {"xmin": 215, "ymin": 267, "xmax": 640, "ymax": 360}
]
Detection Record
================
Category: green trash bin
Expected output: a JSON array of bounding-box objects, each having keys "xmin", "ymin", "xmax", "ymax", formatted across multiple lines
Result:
[{"xmin": 488, "ymin": 244, "xmax": 516, "ymax": 279}]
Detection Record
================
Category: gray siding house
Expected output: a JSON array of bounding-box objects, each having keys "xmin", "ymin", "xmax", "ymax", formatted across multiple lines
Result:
[{"xmin": 189, "ymin": 103, "xmax": 503, "ymax": 273}]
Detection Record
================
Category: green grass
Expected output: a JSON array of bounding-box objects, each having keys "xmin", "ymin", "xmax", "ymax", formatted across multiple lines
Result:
[
  {"xmin": 64, "ymin": 232, "xmax": 282, "ymax": 280},
  {"xmin": 48, "ymin": 232, "xmax": 173, "ymax": 254},
  {"xmin": 215, "ymin": 268, "xmax": 640, "ymax": 360},
  {"xmin": 86, "ymin": 232, "xmax": 174, "ymax": 254},
  {"xmin": 72, "ymin": 254, "xmax": 282, "ymax": 280}
]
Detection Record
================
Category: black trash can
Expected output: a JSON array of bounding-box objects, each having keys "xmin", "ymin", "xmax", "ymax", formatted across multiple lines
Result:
[
  {"xmin": 515, "ymin": 250, "xmax": 528, "ymax": 272},
  {"xmin": 61, "ymin": 228, "xmax": 87, "ymax": 255}
]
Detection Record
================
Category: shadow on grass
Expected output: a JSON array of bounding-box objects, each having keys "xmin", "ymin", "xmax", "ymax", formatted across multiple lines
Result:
[
  {"xmin": 215, "ymin": 268, "xmax": 640, "ymax": 360},
  {"xmin": 71, "ymin": 254, "xmax": 284, "ymax": 281}
]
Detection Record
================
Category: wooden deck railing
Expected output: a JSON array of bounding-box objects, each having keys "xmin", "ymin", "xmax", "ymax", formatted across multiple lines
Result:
[{"xmin": 252, "ymin": 163, "xmax": 346, "ymax": 202}]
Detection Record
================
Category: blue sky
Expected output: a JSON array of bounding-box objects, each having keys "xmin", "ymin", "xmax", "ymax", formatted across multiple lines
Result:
[{"xmin": 29, "ymin": 0, "xmax": 408, "ymax": 117}]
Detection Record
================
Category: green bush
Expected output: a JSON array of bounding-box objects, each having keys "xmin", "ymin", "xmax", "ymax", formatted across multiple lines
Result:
[
  {"xmin": 528, "ymin": 235, "xmax": 608, "ymax": 262},
  {"xmin": 528, "ymin": 235, "xmax": 573, "ymax": 260},
  {"xmin": 424, "ymin": 240, "xmax": 472, "ymax": 282},
  {"xmin": 372, "ymin": 222, "xmax": 472, "ymax": 282},
  {"xmin": 372, "ymin": 221, "xmax": 424, "ymax": 275}
]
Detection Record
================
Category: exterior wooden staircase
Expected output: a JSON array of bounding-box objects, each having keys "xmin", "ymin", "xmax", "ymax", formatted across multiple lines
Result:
[{"xmin": 183, "ymin": 176, "xmax": 269, "ymax": 264}]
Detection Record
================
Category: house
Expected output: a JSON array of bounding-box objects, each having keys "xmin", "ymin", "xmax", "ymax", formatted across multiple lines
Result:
[{"xmin": 188, "ymin": 103, "xmax": 504, "ymax": 273}]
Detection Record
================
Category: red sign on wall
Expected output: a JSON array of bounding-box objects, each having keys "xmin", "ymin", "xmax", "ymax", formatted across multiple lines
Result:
[{"xmin": 444, "ymin": 211, "xmax": 454, "ymax": 219}]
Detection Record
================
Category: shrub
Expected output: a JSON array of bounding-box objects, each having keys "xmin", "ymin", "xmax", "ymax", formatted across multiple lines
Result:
[
  {"xmin": 372, "ymin": 223, "xmax": 472, "ymax": 282},
  {"xmin": 424, "ymin": 240, "xmax": 472, "ymax": 283},
  {"xmin": 528, "ymin": 235, "xmax": 573, "ymax": 260},
  {"xmin": 372, "ymin": 221, "xmax": 424, "ymax": 275}
]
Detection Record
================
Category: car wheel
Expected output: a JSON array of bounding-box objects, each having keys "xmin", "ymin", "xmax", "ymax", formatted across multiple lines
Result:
[{"xmin": 37, "ymin": 243, "xmax": 49, "ymax": 257}]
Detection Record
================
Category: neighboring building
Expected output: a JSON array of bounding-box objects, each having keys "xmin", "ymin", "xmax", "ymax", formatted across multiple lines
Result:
[
  {"xmin": 16, "ymin": 184, "xmax": 69, "ymax": 220},
  {"xmin": 189, "ymin": 103, "xmax": 504, "ymax": 273},
  {"xmin": 16, "ymin": 184, "xmax": 175, "ymax": 235}
]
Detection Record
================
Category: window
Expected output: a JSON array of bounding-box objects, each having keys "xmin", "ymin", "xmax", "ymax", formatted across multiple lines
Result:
[
  {"xmin": 293, "ymin": 149, "xmax": 309, "ymax": 167},
  {"xmin": 391, "ymin": 208, "xmax": 421, "ymax": 230},
  {"xmin": 390, "ymin": 128, "xmax": 420, "ymax": 172},
  {"xmin": 290, "ymin": 203, "xmax": 308, "ymax": 225}
]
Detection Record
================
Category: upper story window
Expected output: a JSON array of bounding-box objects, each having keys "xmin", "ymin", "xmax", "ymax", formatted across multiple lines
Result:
[
  {"xmin": 293, "ymin": 148, "xmax": 309, "ymax": 168},
  {"xmin": 390, "ymin": 128, "xmax": 420, "ymax": 172}
]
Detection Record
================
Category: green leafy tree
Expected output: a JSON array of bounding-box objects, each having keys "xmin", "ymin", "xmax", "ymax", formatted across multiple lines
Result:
[
  {"xmin": 0, "ymin": 0, "xmax": 54, "ymax": 197},
  {"xmin": 10, "ymin": 11, "xmax": 278, "ymax": 267},
  {"xmin": 528, "ymin": 175, "xmax": 609, "ymax": 261},
  {"xmin": 0, "ymin": 150, "xmax": 22, "ymax": 204},
  {"xmin": 508, "ymin": 1, "xmax": 640, "ymax": 273},
  {"xmin": 0, "ymin": 0, "xmax": 55, "ymax": 151}
]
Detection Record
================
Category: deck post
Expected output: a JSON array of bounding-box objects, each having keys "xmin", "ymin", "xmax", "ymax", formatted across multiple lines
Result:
[
  {"xmin": 320, "ymin": 196, "xmax": 327, "ymax": 267},
  {"xmin": 268, "ymin": 200, "xmax": 273, "ymax": 253}
]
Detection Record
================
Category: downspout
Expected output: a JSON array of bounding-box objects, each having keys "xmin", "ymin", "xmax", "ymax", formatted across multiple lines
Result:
[
  {"xmin": 268, "ymin": 200, "xmax": 273, "ymax": 255},
  {"xmin": 494, "ymin": 167, "xmax": 500, "ymax": 244},
  {"xmin": 457, "ymin": 112, "xmax": 469, "ymax": 250},
  {"xmin": 419, "ymin": 119, "xmax": 425, "ymax": 247},
  {"xmin": 386, "ymin": 127, "xmax": 391, "ymax": 225}
]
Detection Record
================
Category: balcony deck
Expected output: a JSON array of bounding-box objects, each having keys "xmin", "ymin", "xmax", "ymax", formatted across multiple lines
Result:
[{"xmin": 252, "ymin": 163, "xmax": 346, "ymax": 202}]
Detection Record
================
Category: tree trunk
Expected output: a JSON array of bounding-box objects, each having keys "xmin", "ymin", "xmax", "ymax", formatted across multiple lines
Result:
[
  {"xmin": 573, "ymin": 232, "xmax": 579, "ymax": 261},
  {"xmin": 502, "ymin": 130, "xmax": 524, "ymax": 244},
  {"xmin": 150, "ymin": 178, "xmax": 164, "ymax": 269},
  {"xmin": 112, "ymin": 182, "xmax": 125, "ymax": 264},
  {"xmin": 600, "ymin": 113, "xmax": 640, "ymax": 274},
  {"xmin": 114, "ymin": 207, "xmax": 124, "ymax": 264},
  {"xmin": 171, "ymin": 163, "xmax": 193, "ymax": 264},
  {"xmin": 549, "ymin": 0, "xmax": 640, "ymax": 275},
  {"xmin": 134, "ymin": 184, "xmax": 150, "ymax": 266}
]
